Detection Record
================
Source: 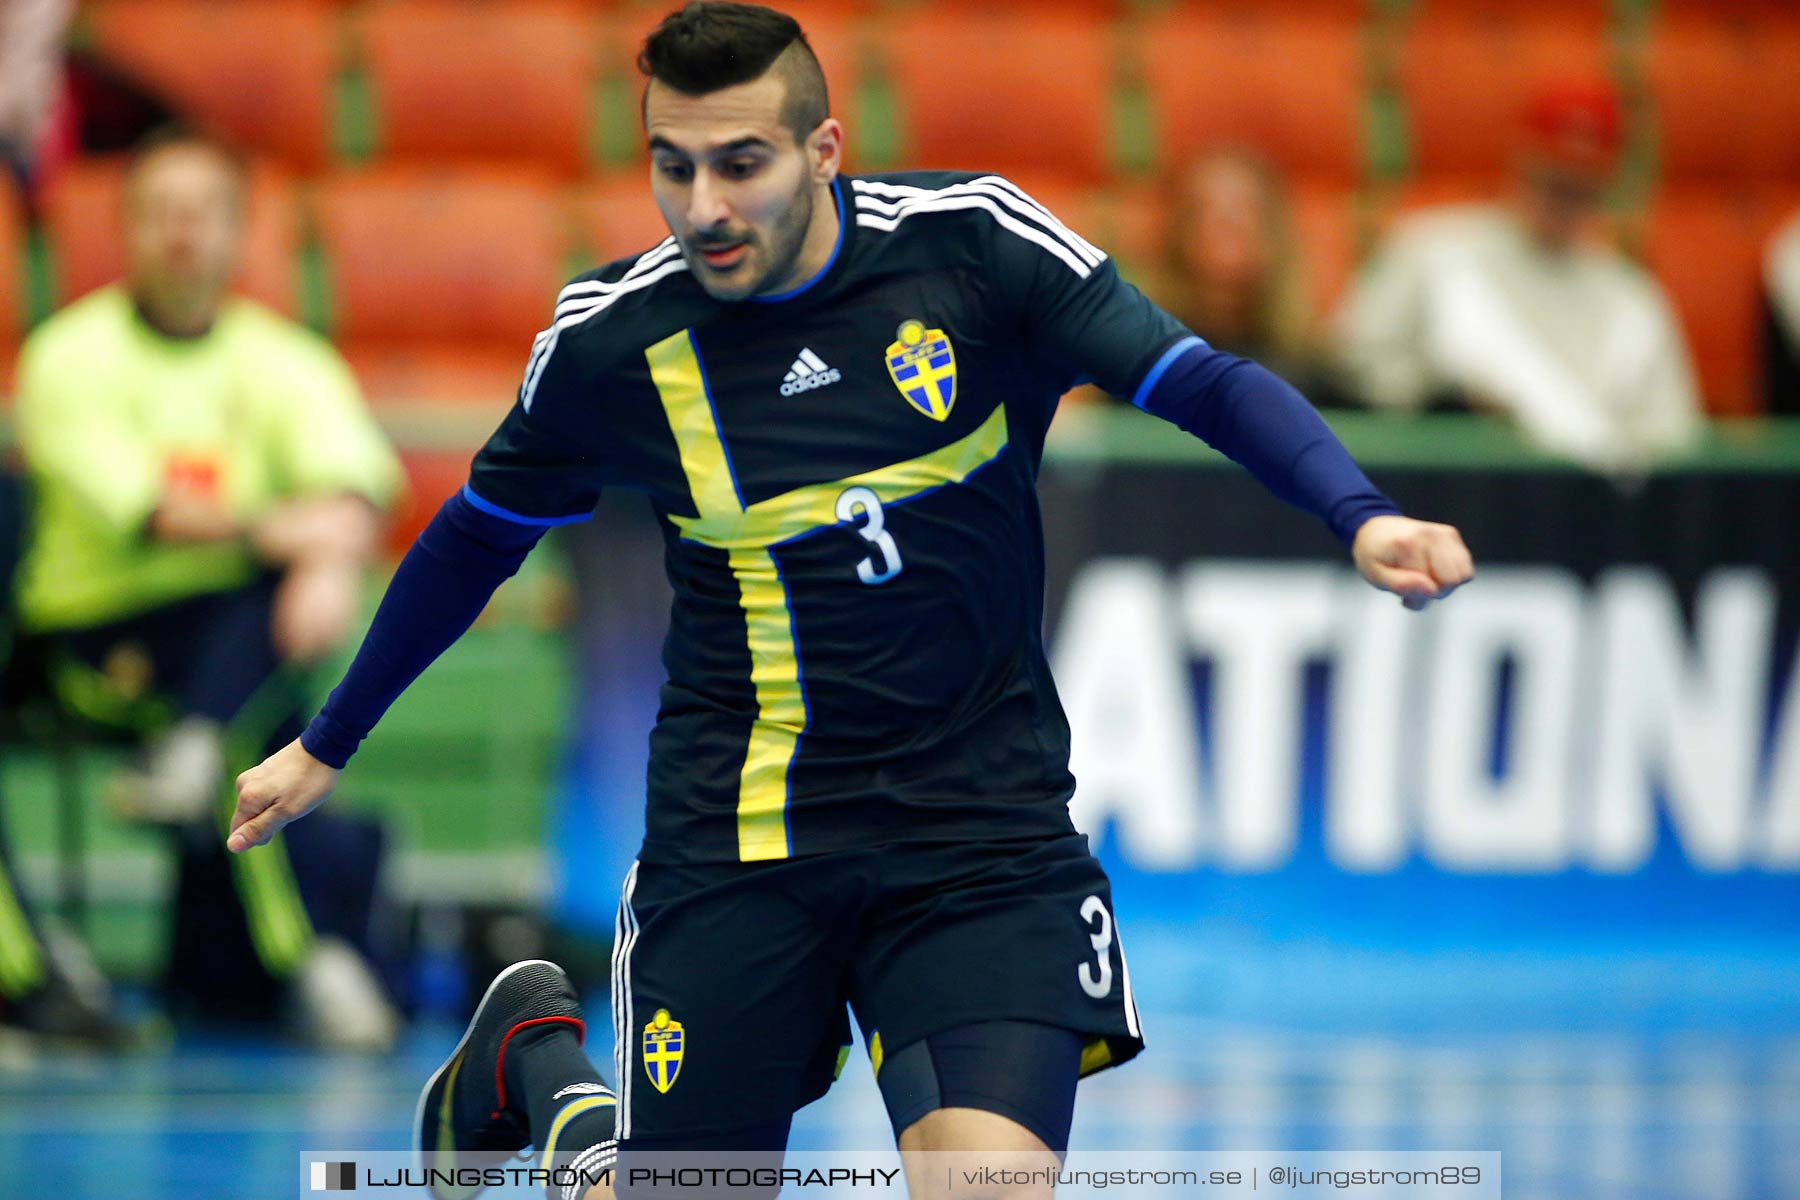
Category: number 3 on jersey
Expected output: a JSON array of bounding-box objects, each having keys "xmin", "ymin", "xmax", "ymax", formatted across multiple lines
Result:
[{"xmin": 836, "ymin": 486, "xmax": 903, "ymax": 585}]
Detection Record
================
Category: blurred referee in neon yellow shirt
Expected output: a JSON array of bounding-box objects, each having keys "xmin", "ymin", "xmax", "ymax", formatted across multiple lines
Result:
[{"xmin": 7, "ymin": 128, "xmax": 404, "ymax": 1048}]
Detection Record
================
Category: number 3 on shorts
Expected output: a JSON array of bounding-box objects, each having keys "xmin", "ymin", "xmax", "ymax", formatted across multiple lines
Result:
[{"xmin": 1078, "ymin": 895, "xmax": 1114, "ymax": 999}]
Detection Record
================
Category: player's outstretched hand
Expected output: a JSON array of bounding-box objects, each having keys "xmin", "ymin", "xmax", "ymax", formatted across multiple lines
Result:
[
  {"xmin": 227, "ymin": 737, "xmax": 341, "ymax": 853},
  {"xmin": 1352, "ymin": 514, "xmax": 1474, "ymax": 611}
]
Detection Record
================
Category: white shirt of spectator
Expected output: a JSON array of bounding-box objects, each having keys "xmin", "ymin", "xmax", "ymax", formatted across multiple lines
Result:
[
  {"xmin": 1766, "ymin": 212, "xmax": 1800, "ymax": 356},
  {"xmin": 1336, "ymin": 204, "xmax": 1701, "ymax": 475}
]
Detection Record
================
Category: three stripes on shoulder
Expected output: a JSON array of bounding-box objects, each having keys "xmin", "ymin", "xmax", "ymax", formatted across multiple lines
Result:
[
  {"xmin": 851, "ymin": 175, "xmax": 1106, "ymax": 279},
  {"xmin": 523, "ymin": 238, "xmax": 684, "ymax": 409},
  {"xmin": 524, "ymin": 176, "xmax": 1105, "ymax": 411}
]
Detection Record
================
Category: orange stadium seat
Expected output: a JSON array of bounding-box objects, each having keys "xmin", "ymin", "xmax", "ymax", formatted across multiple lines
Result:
[
  {"xmin": 312, "ymin": 167, "xmax": 565, "ymax": 346},
  {"xmin": 1395, "ymin": 7, "xmax": 1611, "ymax": 182},
  {"xmin": 339, "ymin": 343, "xmax": 529, "ymax": 411},
  {"xmin": 40, "ymin": 157, "xmax": 300, "ymax": 314},
  {"xmin": 1657, "ymin": 0, "xmax": 1800, "ymax": 14},
  {"xmin": 1405, "ymin": 0, "xmax": 1608, "ymax": 13},
  {"xmin": 359, "ymin": 2, "xmax": 601, "ymax": 175},
  {"xmin": 573, "ymin": 173, "xmax": 673, "ymax": 266},
  {"xmin": 87, "ymin": 1, "xmax": 338, "ymax": 169},
  {"xmin": 882, "ymin": 10, "xmax": 1113, "ymax": 181},
  {"xmin": 313, "ymin": 168, "xmax": 565, "ymax": 413},
  {"xmin": 389, "ymin": 450, "xmax": 480, "ymax": 555},
  {"xmin": 1140, "ymin": 8, "xmax": 1365, "ymax": 182},
  {"xmin": 1, "ymin": 184, "xmax": 23, "ymax": 329},
  {"xmin": 1383, "ymin": 174, "xmax": 1496, "ymax": 216},
  {"xmin": 1, "ymin": 184, "xmax": 23, "ymax": 398},
  {"xmin": 1642, "ymin": 187, "xmax": 1800, "ymax": 417},
  {"xmin": 897, "ymin": 0, "xmax": 1128, "ymax": 12},
  {"xmin": 1288, "ymin": 178, "xmax": 1359, "ymax": 317},
  {"xmin": 1647, "ymin": 12, "xmax": 1800, "ymax": 181}
]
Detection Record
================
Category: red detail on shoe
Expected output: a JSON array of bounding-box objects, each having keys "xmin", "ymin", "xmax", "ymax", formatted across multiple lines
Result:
[{"xmin": 494, "ymin": 1015, "xmax": 586, "ymax": 1114}]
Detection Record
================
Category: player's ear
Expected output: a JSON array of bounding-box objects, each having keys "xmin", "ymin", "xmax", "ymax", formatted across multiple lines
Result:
[{"xmin": 807, "ymin": 118, "xmax": 844, "ymax": 185}]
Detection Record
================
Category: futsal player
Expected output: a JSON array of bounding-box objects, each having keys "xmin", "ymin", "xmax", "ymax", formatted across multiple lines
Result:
[{"xmin": 228, "ymin": 4, "xmax": 1474, "ymax": 1197}]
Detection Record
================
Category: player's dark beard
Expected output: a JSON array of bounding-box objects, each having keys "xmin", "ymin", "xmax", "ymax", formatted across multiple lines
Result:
[{"xmin": 753, "ymin": 174, "xmax": 816, "ymax": 297}]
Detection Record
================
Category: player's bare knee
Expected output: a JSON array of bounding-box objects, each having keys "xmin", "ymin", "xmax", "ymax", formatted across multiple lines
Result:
[{"xmin": 900, "ymin": 1108, "xmax": 1059, "ymax": 1200}]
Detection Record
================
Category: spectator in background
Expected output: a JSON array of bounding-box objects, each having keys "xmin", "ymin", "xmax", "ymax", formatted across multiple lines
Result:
[
  {"xmin": 0, "ymin": 464, "xmax": 134, "ymax": 1050},
  {"xmin": 1160, "ymin": 148, "xmax": 1345, "ymax": 405},
  {"xmin": 1336, "ymin": 78, "xmax": 1700, "ymax": 473},
  {"xmin": 1763, "ymin": 211, "xmax": 1800, "ymax": 415},
  {"xmin": 9, "ymin": 128, "xmax": 404, "ymax": 1049}
]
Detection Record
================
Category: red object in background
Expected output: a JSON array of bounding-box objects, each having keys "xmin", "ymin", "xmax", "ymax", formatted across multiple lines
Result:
[
  {"xmin": 1520, "ymin": 76, "xmax": 1624, "ymax": 175},
  {"xmin": 162, "ymin": 452, "xmax": 222, "ymax": 499},
  {"xmin": 26, "ymin": 73, "xmax": 79, "ymax": 198},
  {"xmin": 1396, "ymin": 6, "xmax": 1610, "ymax": 185}
]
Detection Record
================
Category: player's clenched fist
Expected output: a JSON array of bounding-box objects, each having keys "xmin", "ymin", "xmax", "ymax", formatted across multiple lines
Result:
[
  {"xmin": 1352, "ymin": 514, "xmax": 1475, "ymax": 611},
  {"xmin": 226, "ymin": 738, "xmax": 341, "ymax": 853}
]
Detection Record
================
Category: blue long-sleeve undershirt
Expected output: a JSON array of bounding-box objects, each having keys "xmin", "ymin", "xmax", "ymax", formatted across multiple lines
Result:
[
  {"xmin": 303, "ymin": 340, "xmax": 1399, "ymax": 768},
  {"xmin": 1132, "ymin": 336, "xmax": 1400, "ymax": 545},
  {"xmin": 299, "ymin": 487, "xmax": 551, "ymax": 768}
]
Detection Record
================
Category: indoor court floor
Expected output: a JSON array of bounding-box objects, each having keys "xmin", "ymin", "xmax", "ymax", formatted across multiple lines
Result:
[{"xmin": 4, "ymin": 929, "xmax": 1796, "ymax": 1200}]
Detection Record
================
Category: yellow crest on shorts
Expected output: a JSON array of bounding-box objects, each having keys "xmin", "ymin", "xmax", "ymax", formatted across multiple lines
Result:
[
  {"xmin": 885, "ymin": 319, "xmax": 957, "ymax": 421},
  {"xmin": 642, "ymin": 1008, "xmax": 685, "ymax": 1093}
]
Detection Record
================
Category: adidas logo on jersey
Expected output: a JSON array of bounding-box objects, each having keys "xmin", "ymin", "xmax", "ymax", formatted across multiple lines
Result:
[{"xmin": 780, "ymin": 348, "xmax": 842, "ymax": 395}]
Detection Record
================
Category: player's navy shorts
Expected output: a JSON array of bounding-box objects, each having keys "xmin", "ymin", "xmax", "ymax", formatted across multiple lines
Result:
[{"xmin": 608, "ymin": 832, "xmax": 1143, "ymax": 1142}]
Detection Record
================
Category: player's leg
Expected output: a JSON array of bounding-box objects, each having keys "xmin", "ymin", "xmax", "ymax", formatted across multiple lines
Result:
[
  {"xmin": 415, "ymin": 958, "xmax": 620, "ymax": 1200},
  {"xmin": 854, "ymin": 834, "xmax": 1144, "ymax": 1200},
  {"xmin": 884, "ymin": 1021, "xmax": 1083, "ymax": 1200},
  {"xmin": 610, "ymin": 855, "xmax": 861, "ymax": 1199},
  {"xmin": 412, "ymin": 852, "xmax": 852, "ymax": 1200}
]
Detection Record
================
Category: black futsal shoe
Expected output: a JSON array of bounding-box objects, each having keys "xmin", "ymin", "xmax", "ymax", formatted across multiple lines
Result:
[{"xmin": 414, "ymin": 959, "xmax": 586, "ymax": 1200}]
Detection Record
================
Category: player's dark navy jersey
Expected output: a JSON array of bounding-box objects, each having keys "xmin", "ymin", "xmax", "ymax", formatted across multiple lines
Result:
[{"xmin": 467, "ymin": 171, "xmax": 1188, "ymax": 864}]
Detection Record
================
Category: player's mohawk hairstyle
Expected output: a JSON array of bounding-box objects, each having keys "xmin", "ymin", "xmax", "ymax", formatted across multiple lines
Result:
[{"xmin": 639, "ymin": 2, "xmax": 829, "ymax": 140}]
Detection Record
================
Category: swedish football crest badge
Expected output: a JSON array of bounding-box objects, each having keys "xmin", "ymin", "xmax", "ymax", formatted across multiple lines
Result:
[
  {"xmin": 643, "ymin": 1008, "xmax": 685, "ymax": 1093},
  {"xmin": 885, "ymin": 318, "xmax": 957, "ymax": 421}
]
